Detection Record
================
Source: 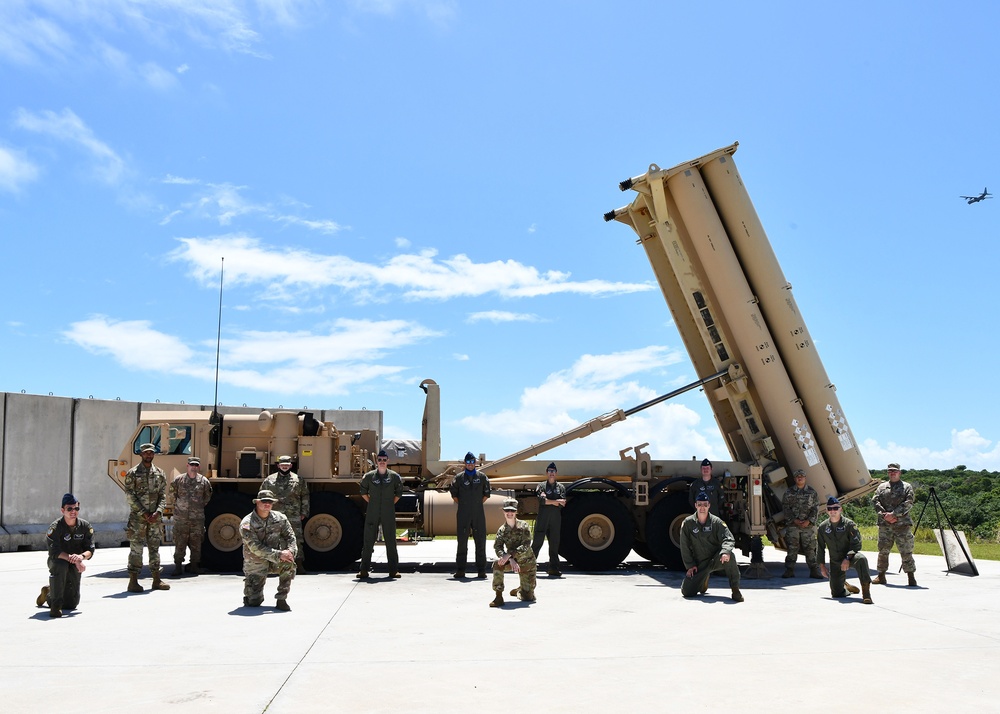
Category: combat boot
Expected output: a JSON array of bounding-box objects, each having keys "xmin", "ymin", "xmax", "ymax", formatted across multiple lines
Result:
[
  {"xmin": 519, "ymin": 590, "xmax": 536, "ymax": 602},
  {"xmin": 127, "ymin": 573, "xmax": 144, "ymax": 593},
  {"xmin": 845, "ymin": 582, "xmax": 860, "ymax": 595},
  {"xmin": 276, "ymin": 599, "xmax": 291, "ymax": 611},
  {"xmin": 510, "ymin": 587, "xmax": 520, "ymax": 598},
  {"xmin": 49, "ymin": 608, "xmax": 63, "ymax": 618},
  {"xmin": 389, "ymin": 572, "xmax": 402, "ymax": 579},
  {"xmin": 357, "ymin": 570, "xmax": 369, "ymax": 580},
  {"xmin": 169, "ymin": 561, "xmax": 183, "ymax": 578},
  {"xmin": 730, "ymin": 589, "xmax": 744, "ymax": 603},
  {"xmin": 454, "ymin": 569, "xmax": 466, "ymax": 579},
  {"xmin": 36, "ymin": 585, "xmax": 50, "ymax": 608},
  {"xmin": 489, "ymin": 590, "xmax": 504, "ymax": 608},
  {"xmin": 907, "ymin": 572, "xmax": 918, "ymax": 587},
  {"xmin": 872, "ymin": 572, "xmax": 887, "ymax": 585},
  {"xmin": 809, "ymin": 566, "xmax": 824, "ymax": 580},
  {"xmin": 862, "ymin": 582, "xmax": 873, "ymax": 604},
  {"xmin": 187, "ymin": 562, "xmax": 205, "ymax": 575},
  {"xmin": 151, "ymin": 571, "xmax": 171, "ymax": 591},
  {"xmin": 781, "ymin": 567, "xmax": 795, "ymax": 579}
]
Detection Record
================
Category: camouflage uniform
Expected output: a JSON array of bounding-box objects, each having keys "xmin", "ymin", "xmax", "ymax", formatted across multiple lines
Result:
[
  {"xmin": 171, "ymin": 471, "xmax": 213, "ymax": 569},
  {"xmin": 872, "ymin": 479, "xmax": 916, "ymax": 574},
  {"xmin": 531, "ymin": 478, "xmax": 566, "ymax": 571},
  {"xmin": 240, "ymin": 508, "xmax": 297, "ymax": 606},
  {"xmin": 817, "ymin": 515, "xmax": 871, "ymax": 596},
  {"xmin": 493, "ymin": 519, "xmax": 537, "ymax": 600},
  {"xmin": 359, "ymin": 466, "xmax": 403, "ymax": 574},
  {"xmin": 261, "ymin": 469, "xmax": 309, "ymax": 565},
  {"xmin": 450, "ymin": 468, "xmax": 491, "ymax": 575},
  {"xmin": 782, "ymin": 483, "xmax": 819, "ymax": 569},
  {"xmin": 45, "ymin": 516, "xmax": 95, "ymax": 612},
  {"xmin": 679, "ymin": 512, "xmax": 740, "ymax": 597},
  {"xmin": 688, "ymin": 477, "xmax": 723, "ymax": 517},
  {"xmin": 124, "ymin": 462, "xmax": 168, "ymax": 575}
]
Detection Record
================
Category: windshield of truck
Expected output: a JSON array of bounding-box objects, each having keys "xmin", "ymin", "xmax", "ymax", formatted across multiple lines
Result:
[{"xmin": 133, "ymin": 424, "xmax": 194, "ymax": 455}]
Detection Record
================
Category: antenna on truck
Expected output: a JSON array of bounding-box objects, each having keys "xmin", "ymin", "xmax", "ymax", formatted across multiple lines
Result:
[{"xmin": 210, "ymin": 257, "xmax": 224, "ymax": 426}]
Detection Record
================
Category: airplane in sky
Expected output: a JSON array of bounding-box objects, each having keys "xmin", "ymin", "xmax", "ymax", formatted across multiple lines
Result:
[{"xmin": 960, "ymin": 188, "xmax": 992, "ymax": 204}]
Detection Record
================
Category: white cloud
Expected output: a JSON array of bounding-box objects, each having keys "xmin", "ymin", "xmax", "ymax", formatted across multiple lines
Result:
[
  {"xmin": 275, "ymin": 215, "xmax": 345, "ymax": 234},
  {"xmin": 453, "ymin": 353, "xmax": 469, "ymax": 361},
  {"xmin": 459, "ymin": 346, "xmax": 720, "ymax": 461},
  {"xmin": 861, "ymin": 428, "xmax": 1000, "ymax": 471},
  {"xmin": 63, "ymin": 314, "xmax": 443, "ymax": 396},
  {"xmin": 527, "ymin": 223, "xmax": 537, "ymax": 234},
  {"xmin": 351, "ymin": 0, "xmax": 458, "ymax": 27},
  {"xmin": 139, "ymin": 61, "xmax": 177, "ymax": 90},
  {"xmin": 169, "ymin": 235, "xmax": 654, "ymax": 301},
  {"xmin": 162, "ymin": 174, "xmax": 200, "ymax": 185},
  {"xmin": 395, "ymin": 237, "xmax": 411, "ymax": 249},
  {"xmin": 0, "ymin": 145, "xmax": 40, "ymax": 193},
  {"xmin": 14, "ymin": 107, "xmax": 125, "ymax": 184},
  {"xmin": 177, "ymin": 63, "xmax": 190, "ymax": 74},
  {"xmin": 467, "ymin": 311, "xmax": 541, "ymax": 324}
]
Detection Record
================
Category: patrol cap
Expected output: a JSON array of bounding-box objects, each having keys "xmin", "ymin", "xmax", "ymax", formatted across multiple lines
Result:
[
  {"xmin": 701, "ymin": 458, "xmax": 712, "ymax": 467},
  {"xmin": 464, "ymin": 452, "xmax": 476, "ymax": 464},
  {"xmin": 502, "ymin": 498, "xmax": 518, "ymax": 512},
  {"xmin": 277, "ymin": 455, "xmax": 293, "ymax": 464},
  {"xmin": 255, "ymin": 490, "xmax": 278, "ymax": 503},
  {"xmin": 187, "ymin": 457, "xmax": 201, "ymax": 466},
  {"xmin": 546, "ymin": 462, "xmax": 557, "ymax": 472},
  {"xmin": 826, "ymin": 496, "xmax": 841, "ymax": 508},
  {"xmin": 887, "ymin": 462, "xmax": 901, "ymax": 471},
  {"xmin": 139, "ymin": 443, "xmax": 156, "ymax": 453},
  {"xmin": 695, "ymin": 489, "xmax": 710, "ymax": 503},
  {"xmin": 793, "ymin": 469, "xmax": 806, "ymax": 478},
  {"xmin": 61, "ymin": 492, "xmax": 78, "ymax": 507}
]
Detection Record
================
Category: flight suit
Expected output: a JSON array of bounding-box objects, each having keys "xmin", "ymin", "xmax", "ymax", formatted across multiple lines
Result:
[
  {"xmin": 359, "ymin": 467, "xmax": 403, "ymax": 573},
  {"xmin": 450, "ymin": 468, "xmax": 490, "ymax": 575},
  {"xmin": 45, "ymin": 517, "xmax": 95, "ymax": 611},
  {"xmin": 679, "ymin": 512, "xmax": 740, "ymax": 597},
  {"xmin": 817, "ymin": 515, "xmax": 871, "ymax": 597},
  {"xmin": 531, "ymin": 479, "xmax": 566, "ymax": 571}
]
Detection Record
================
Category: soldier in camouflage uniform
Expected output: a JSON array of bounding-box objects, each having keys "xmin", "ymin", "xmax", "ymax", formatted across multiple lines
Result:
[
  {"xmin": 240, "ymin": 490, "xmax": 297, "ymax": 611},
  {"xmin": 123, "ymin": 443, "xmax": 170, "ymax": 593},
  {"xmin": 781, "ymin": 469, "xmax": 822, "ymax": 579},
  {"xmin": 261, "ymin": 455, "xmax": 310, "ymax": 574},
  {"xmin": 679, "ymin": 489, "xmax": 743, "ymax": 602},
  {"xmin": 872, "ymin": 462, "xmax": 917, "ymax": 586},
  {"xmin": 490, "ymin": 498, "xmax": 537, "ymax": 607},
  {"xmin": 358, "ymin": 449, "xmax": 404, "ymax": 579},
  {"xmin": 817, "ymin": 496, "xmax": 873, "ymax": 604},
  {"xmin": 169, "ymin": 456, "xmax": 213, "ymax": 577},
  {"xmin": 531, "ymin": 462, "xmax": 566, "ymax": 576},
  {"xmin": 36, "ymin": 493, "xmax": 95, "ymax": 618}
]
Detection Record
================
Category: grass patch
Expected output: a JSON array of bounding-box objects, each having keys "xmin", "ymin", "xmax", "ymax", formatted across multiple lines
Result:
[{"xmin": 855, "ymin": 526, "xmax": 1000, "ymax": 560}]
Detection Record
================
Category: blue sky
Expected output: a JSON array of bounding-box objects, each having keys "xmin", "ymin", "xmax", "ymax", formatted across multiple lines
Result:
[{"xmin": 2, "ymin": 1, "xmax": 998, "ymax": 471}]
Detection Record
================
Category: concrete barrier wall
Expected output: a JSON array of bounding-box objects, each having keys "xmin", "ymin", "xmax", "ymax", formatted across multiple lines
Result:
[{"xmin": 0, "ymin": 392, "xmax": 383, "ymax": 551}]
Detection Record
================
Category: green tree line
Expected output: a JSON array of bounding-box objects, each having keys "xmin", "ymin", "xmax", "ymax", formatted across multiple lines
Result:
[{"xmin": 843, "ymin": 466, "xmax": 1000, "ymax": 541}]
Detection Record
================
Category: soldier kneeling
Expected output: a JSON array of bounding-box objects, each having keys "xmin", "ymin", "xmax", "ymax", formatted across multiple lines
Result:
[
  {"xmin": 817, "ymin": 496, "xmax": 873, "ymax": 604},
  {"xmin": 490, "ymin": 499, "xmax": 536, "ymax": 607}
]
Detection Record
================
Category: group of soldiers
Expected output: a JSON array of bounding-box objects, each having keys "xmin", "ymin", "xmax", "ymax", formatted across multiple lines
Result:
[
  {"xmin": 34, "ymin": 446, "xmax": 919, "ymax": 617},
  {"xmin": 777, "ymin": 461, "xmax": 918, "ymax": 604}
]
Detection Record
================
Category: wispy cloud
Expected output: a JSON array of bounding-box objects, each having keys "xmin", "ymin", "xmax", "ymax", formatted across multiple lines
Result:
[
  {"xmin": 861, "ymin": 428, "xmax": 1000, "ymax": 472},
  {"xmin": 169, "ymin": 235, "xmax": 654, "ymax": 301},
  {"xmin": 350, "ymin": 0, "xmax": 458, "ymax": 27},
  {"xmin": 64, "ymin": 314, "xmax": 443, "ymax": 396},
  {"xmin": 163, "ymin": 183, "xmax": 344, "ymax": 233},
  {"xmin": 162, "ymin": 174, "xmax": 200, "ymax": 185},
  {"xmin": 466, "ymin": 311, "xmax": 541, "ymax": 324},
  {"xmin": 14, "ymin": 107, "xmax": 125, "ymax": 184},
  {"xmin": 0, "ymin": 145, "xmax": 40, "ymax": 193},
  {"xmin": 458, "ymin": 346, "xmax": 721, "ymax": 460}
]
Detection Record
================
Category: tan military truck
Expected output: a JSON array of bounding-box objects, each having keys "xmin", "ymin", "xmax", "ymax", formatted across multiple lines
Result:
[{"xmin": 109, "ymin": 143, "xmax": 876, "ymax": 572}]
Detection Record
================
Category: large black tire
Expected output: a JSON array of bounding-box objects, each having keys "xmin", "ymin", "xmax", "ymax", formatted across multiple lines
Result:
[
  {"xmin": 645, "ymin": 491, "xmax": 691, "ymax": 571},
  {"xmin": 303, "ymin": 492, "xmax": 363, "ymax": 571},
  {"xmin": 202, "ymin": 491, "xmax": 254, "ymax": 572},
  {"xmin": 559, "ymin": 494, "xmax": 635, "ymax": 571}
]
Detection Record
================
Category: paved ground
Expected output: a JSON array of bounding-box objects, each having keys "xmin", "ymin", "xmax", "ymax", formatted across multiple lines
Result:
[{"xmin": 2, "ymin": 541, "xmax": 997, "ymax": 713}]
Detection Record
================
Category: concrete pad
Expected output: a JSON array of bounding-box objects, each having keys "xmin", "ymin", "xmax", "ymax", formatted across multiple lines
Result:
[{"xmin": 1, "ymin": 544, "xmax": 997, "ymax": 713}]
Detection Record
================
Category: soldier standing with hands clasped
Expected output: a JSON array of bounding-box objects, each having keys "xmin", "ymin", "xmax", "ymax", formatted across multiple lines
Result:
[
  {"xmin": 358, "ymin": 449, "xmax": 403, "ymax": 580},
  {"xmin": 170, "ymin": 456, "xmax": 213, "ymax": 577},
  {"xmin": 261, "ymin": 455, "xmax": 310, "ymax": 575},
  {"xmin": 124, "ymin": 443, "xmax": 170, "ymax": 593},
  {"xmin": 781, "ymin": 469, "xmax": 822, "ymax": 579},
  {"xmin": 531, "ymin": 462, "xmax": 566, "ymax": 576},
  {"xmin": 451, "ymin": 451, "xmax": 490, "ymax": 579},
  {"xmin": 872, "ymin": 462, "xmax": 917, "ymax": 586}
]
